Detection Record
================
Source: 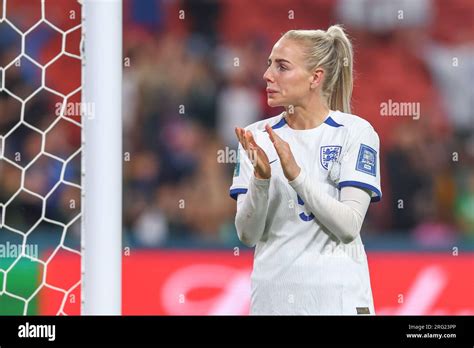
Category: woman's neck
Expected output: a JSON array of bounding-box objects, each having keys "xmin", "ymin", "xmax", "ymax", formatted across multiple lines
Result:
[{"xmin": 284, "ymin": 103, "xmax": 331, "ymax": 130}]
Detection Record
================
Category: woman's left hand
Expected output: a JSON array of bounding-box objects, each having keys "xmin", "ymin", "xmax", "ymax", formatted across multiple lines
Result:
[{"xmin": 265, "ymin": 124, "xmax": 301, "ymax": 181}]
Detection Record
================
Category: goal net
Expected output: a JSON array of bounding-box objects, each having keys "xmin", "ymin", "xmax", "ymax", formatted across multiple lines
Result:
[{"xmin": 0, "ymin": 0, "xmax": 82, "ymax": 315}]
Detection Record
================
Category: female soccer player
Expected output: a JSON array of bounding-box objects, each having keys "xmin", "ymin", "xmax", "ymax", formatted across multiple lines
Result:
[{"xmin": 229, "ymin": 25, "xmax": 382, "ymax": 315}]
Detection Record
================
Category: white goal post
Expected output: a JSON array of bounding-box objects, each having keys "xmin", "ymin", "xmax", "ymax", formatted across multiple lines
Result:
[
  {"xmin": 82, "ymin": 0, "xmax": 122, "ymax": 315},
  {"xmin": 0, "ymin": 0, "xmax": 122, "ymax": 316}
]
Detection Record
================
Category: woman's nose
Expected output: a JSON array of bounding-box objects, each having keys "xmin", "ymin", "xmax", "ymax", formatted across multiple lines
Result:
[{"xmin": 263, "ymin": 67, "xmax": 273, "ymax": 82}]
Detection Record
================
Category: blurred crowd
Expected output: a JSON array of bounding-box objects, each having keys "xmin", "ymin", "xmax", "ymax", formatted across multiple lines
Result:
[{"xmin": 0, "ymin": 0, "xmax": 473, "ymax": 249}]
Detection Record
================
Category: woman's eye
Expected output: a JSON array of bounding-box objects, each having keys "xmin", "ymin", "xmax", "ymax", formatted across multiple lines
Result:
[{"xmin": 278, "ymin": 65, "xmax": 287, "ymax": 71}]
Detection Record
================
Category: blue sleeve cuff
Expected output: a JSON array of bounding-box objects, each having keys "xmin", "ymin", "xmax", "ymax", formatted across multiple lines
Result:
[
  {"xmin": 338, "ymin": 181, "xmax": 382, "ymax": 203},
  {"xmin": 229, "ymin": 188, "xmax": 248, "ymax": 200}
]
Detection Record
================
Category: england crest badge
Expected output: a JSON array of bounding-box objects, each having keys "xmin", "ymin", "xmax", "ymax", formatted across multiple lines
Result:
[{"xmin": 320, "ymin": 145, "xmax": 342, "ymax": 170}]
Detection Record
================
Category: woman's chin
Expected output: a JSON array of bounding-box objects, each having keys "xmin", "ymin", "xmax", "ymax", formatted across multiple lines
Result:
[{"xmin": 267, "ymin": 98, "xmax": 281, "ymax": 108}]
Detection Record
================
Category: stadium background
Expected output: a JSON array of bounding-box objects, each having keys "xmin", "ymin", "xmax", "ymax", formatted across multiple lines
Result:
[{"xmin": 0, "ymin": 0, "xmax": 473, "ymax": 315}]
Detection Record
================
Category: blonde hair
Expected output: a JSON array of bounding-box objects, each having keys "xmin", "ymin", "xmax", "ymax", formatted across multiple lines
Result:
[{"xmin": 281, "ymin": 25, "xmax": 353, "ymax": 113}]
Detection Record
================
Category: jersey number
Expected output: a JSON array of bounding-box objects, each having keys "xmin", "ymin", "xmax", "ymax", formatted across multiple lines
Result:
[{"xmin": 297, "ymin": 194, "xmax": 314, "ymax": 222}]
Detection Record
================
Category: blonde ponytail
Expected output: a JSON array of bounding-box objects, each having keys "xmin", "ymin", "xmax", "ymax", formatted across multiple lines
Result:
[{"xmin": 282, "ymin": 24, "xmax": 354, "ymax": 113}]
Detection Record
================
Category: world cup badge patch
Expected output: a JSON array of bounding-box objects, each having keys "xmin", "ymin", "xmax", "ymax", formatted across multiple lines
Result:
[
  {"xmin": 320, "ymin": 145, "xmax": 342, "ymax": 170},
  {"xmin": 356, "ymin": 144, "xmax": 377, "ymax": 176}
]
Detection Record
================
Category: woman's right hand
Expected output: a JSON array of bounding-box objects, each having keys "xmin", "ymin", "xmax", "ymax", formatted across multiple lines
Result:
[{"xmin": 235, "ymin": 127, "xmax": 271, "ymax": 180}]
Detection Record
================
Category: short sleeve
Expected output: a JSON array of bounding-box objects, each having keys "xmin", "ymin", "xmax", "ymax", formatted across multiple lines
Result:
[
  {"xmin": 229, "ymin": 142, "xmax": 254, "ymax": 200},
  {"xmin": 338, "ymin": 126, "xmax": 382, "ymax": 203}
]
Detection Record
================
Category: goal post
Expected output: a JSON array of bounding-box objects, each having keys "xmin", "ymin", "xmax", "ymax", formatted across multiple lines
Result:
[
  {"xmin": 82, "ymin": 0, "xmax": 123, "ymax": 315},
  {"xmin": 0, "ymin": 0, "xmax": 123, "ymax": 316}
]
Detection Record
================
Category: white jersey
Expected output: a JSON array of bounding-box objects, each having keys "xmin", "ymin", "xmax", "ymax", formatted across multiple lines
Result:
[{"xmin": 230, "ymin": 110, "xmax": 382, "ymax": 315}]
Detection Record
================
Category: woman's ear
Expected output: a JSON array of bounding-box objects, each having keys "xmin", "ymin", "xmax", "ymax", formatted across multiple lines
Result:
[{"xmin": 310, "ymin": 68, "xmax": 324, "ymax": 89}]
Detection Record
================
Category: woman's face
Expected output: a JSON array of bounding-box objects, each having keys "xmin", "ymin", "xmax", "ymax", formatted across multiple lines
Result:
[{"xmin": 263, "ymin": 38, "xmax": 314, "ymax": 108}]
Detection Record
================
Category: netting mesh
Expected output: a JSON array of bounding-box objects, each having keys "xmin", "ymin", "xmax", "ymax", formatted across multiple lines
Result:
[{"xmin": 0, "ymin": 0, "xmax": 82, "ymax": 315}]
